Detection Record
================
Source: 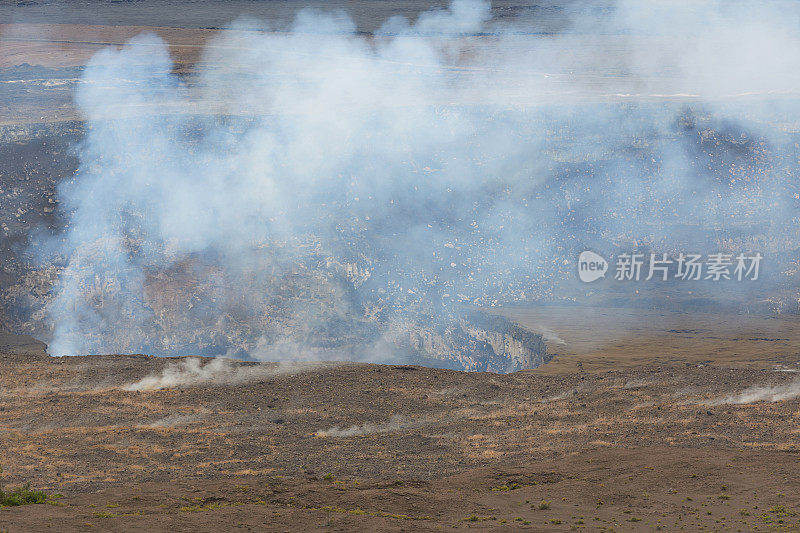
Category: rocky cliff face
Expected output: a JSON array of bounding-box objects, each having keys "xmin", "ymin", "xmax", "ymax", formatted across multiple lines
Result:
[
  {"xmin": 462, "ymin": 311, "xmax": 549, "ymax": 371},
  {"xmin": 398, "ymin": 311, "xmax": 549, "ymax": 372}
]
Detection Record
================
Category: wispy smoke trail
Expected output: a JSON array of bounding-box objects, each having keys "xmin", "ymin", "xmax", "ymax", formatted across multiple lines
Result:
[
  {"xmin": 31, "ymin": 0, "xmax": 800, "ymax": 364},
  {"xmin": 315, "ymin": 414, "xmax": 416, "ymax": 437},
  {"xmin": 704, "ymin": 378, "xmax": 800, "ymax": 405},
  {"xmin": 139, "ymin": 414, "xmax": 203, "ymax": 428},
  {"xmin": 124, "ymin": 357, "xmax": 319, "ymax": 391}
]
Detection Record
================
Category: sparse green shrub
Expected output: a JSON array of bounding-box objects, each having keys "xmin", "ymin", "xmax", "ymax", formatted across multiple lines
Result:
[
  {"xmin": 0, "ymin": 465, "xmax": 50, "ymax": 507},
  {"xmin": 0, "ymin": 485, "xmax": 48, "ymax": 506},
  {"xmin": 492, "ymin": 483, "xmax": 521, "ymax": 492}
]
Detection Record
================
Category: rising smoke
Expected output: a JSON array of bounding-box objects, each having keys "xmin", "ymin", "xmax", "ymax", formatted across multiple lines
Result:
[
  {"xmin": 315, "ymin": 414, "xmax": 416, "ymax": 437},
  {"xmin": 704, "ymin": 377, "xmax": 800, "ymax": 405},
  {"xmin": 124, "ymin": 357, "xmax": 320, "ymax": 391},
  {"xmin": 34, "ymin": 0, "xmax": 800, "ymax": 362}
]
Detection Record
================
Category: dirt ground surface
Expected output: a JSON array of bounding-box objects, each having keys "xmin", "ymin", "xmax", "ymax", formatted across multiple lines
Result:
[{"xmin": 2, "ymin": 307, "xmax": 800, "ymax": 532}]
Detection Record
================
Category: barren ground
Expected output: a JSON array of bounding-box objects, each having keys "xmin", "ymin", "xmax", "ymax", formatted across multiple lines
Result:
[{"xmin": 2, "ymin": 307, "xmax": 800, "ymax": 532}]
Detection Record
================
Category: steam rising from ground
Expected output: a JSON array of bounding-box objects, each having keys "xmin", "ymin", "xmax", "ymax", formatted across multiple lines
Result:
[
  {"xmin": 124, "ymin": 357, "xmax": 318, "ymax": 391},
  {"xmin": 139, "ymin": 414, "xmax": 203, "ymax": 428},
  {"xmin": 315, "ymin": 414, "xmax": 415, "ymax": 437},
  {"xmin": 705, "ymin": 378, "xmax": 800, "ymax": 405},
  {"xmin": 31, "ymin": 0, "xmax": 800, "ymax": 361}
]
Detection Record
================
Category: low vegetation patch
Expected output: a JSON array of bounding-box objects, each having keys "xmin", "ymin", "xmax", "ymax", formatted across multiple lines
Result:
[
  {"xmin": 491, "ymin": 482, "xmax": 522, "ymax": 492},
  {"xmin": 1, "ymin": 485, "xmax": 48, "ymax": 507},
  {"xmin": 0, "ymin": 466, "xmax": 49, "ymax": 507}
]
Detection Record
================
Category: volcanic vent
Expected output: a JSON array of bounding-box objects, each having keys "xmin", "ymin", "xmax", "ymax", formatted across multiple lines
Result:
[{"xmin": 0, "ymin": 116, "xmax": 549, "ymax": 371}]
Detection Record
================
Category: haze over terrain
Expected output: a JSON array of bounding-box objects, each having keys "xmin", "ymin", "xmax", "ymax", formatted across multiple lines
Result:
[
  {"xmin": 4, "ymin": 0, "xmax": 800, "ymax": 367},
  {"xmin": 2, "ymin": 1, "xmax": 800, "ymax": 532}
]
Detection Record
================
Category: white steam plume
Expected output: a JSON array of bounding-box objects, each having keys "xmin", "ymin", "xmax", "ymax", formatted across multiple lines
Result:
[
  {"xmin": 315, "ymin": 414, "xmax": 416, "ymax": 437},
  {"xmin": 124, "ymin": 357, "xmax": 319, "ymax": 391},
  {"xmin": 704, "ymin": 378, "xmax": 800, "ymax": 405},
  {"xmin": 31, "ymin": 0, "xmax": 800, "ymax": 362}
]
